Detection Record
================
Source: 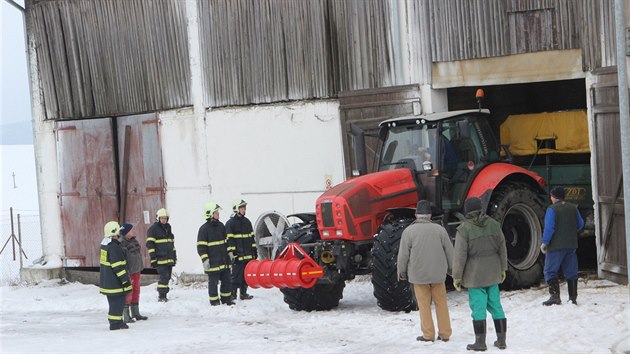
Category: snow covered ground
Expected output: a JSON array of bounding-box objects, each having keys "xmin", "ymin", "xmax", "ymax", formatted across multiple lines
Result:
[{"xmin": 1, "ymin": 276, "xmax": 628, "ymax": 353}]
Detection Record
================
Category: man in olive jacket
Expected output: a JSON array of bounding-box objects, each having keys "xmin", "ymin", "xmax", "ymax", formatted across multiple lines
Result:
[
  {"xmin": 453, "ymin": 197, "xmax": 508, "ymax": 351},
  {"xmin": 397, "ymin": 200, "xmax": 454, "ymax": 343}
]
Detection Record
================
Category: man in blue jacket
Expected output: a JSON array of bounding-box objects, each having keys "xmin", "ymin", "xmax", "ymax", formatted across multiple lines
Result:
[{"xmin": 540, "ymin": 186, "xmax": 585, "ymax": 306}]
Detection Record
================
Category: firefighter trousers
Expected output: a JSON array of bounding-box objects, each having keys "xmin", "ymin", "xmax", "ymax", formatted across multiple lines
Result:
[
  {"xmin": 106, "ymin": 294, "xmax": 126, "ymax": 326},
  {"xmin": 156, "ymin": 265, "xmax": 173, "ymax": 298},
  {"xmin": 231, "ymin": 261, "xmax": 249, "ymax": 292},
  {"xmin": 208, "ymin": 268, "xmax": 232, "ymax": 303}
]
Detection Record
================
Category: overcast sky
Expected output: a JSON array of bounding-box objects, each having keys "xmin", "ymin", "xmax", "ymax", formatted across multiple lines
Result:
[{"xmin": 1, "ymin": 0, "xmax": 32, "ymax": 144}]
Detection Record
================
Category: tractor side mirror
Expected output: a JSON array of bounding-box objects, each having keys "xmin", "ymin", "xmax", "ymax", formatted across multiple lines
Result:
[{"xmin": 422, "ymin": 160, "xmax": 433, "ymax": 171}]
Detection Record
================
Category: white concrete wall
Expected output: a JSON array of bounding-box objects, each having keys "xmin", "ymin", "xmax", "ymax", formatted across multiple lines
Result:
[{"xmin": 160, "ymin": 100, "xmax": 344, "ymax": 274}]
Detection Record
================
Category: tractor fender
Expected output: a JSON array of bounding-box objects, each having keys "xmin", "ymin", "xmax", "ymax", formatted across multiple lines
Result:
[{"xmin": 466, "ymin": 163, "xmax": 546, "ymax": 208}]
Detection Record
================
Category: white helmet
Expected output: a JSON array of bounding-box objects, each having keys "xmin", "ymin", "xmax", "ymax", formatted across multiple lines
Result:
[{"xmin": 104, "ymin": 221, "xmax": 121, "ymax": 238}]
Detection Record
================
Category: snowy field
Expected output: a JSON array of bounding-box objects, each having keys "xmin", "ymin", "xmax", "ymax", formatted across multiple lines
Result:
[{"xmin": 0, "ymin": 275, "xmax": 628, "ymax": 353}]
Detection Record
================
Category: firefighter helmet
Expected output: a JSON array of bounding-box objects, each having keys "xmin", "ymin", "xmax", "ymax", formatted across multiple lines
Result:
[
  {"xmin": 232, "ymin": 199, "xmax": 247, "ymax": 213},
  {"xmin": 156, "ymin": 208, "xmax": 169, "ymax": 221},
  {"xmin": 204, "ymin": 202, "xmax": 222, "ymax": 220},
  {"xmin": 104, "ymin": 221, "xmax": 121, "ymax": 238}
]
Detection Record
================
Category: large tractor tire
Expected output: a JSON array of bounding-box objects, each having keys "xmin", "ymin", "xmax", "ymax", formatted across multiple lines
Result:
[
  {"xmin": 278, "ymin": 219, "xmax": 345, "ymax": 311},
  {"xmin": 488, "ymin": 182, "xmax": 546, "ymax": 290},
  {"xmin": 371, "ymin": 218, "xmax": 417, "ymax": 312}
]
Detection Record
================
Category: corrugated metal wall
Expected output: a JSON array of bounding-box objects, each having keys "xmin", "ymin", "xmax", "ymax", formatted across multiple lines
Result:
[
  {"xmin": 26, "ymin": 0, "xmax": 615, "ymax": 120},
  {"xmin": 26, "ymin": 0, "xmax": 191, "ymax": 120}
]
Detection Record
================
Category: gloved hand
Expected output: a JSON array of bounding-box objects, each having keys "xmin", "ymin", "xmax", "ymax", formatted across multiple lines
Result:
[
  {"xmin": 202, "ymin": 259, "xmax": 210, "ymax": 271},
  {"xmin": 453, "ymin": 279, "xmax": 462, "ymax": 292},
  {"xmin": 150, "ymin": 260, "xmax": 157, "ymax": 268},
  {"xmin": 501, "ymin": 271, "xmax": 506, "ymax": 283},
  {"xmin": 540, "ymin": 243, "xmax": 548, "ymax": 254},
  {"xmin": 228, "ymin": 252, "xmax": 236, "ymax": 262},
  {"xmin": 399, "ymin": 272, "xmax": 407, "ymax": 281}
]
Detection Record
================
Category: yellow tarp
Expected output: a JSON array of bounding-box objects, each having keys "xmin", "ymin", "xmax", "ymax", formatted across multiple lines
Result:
[{"xmin": 500, "ymin": 110, "xmax": 590, "ymax": 156}]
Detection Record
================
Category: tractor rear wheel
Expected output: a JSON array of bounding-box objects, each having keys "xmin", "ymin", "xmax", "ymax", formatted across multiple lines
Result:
[
  {"xmin": 488, "ymin": 182, "xmax": 546, "ymax": 289},
  {"xmin": 371, "ymin": 218, "xmax": 417, "ymax": 312},
  {"xmin": 278, "ymin": 220, "xmax": 345, "ymax": 311}
]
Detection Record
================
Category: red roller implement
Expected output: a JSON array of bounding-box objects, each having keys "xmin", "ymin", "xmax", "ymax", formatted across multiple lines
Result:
[{"xmin": 244, "ymin": 243, "xmax": 324, "ymax": 289}]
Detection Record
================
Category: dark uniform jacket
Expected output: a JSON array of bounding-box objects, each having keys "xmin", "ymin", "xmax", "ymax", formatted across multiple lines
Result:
[
  {"xmin": 120, "ymin": 236, "xmax": 144, "ymax": 274},
  {"xmin": 226, "ymin": 214, "xmax": 257, "ymax": 262},
  {"xmin": 543, "ymin": 201, "xmax": 584, "ymax": 252},
  {"xmin": 99, "ymin": 238, "xmax": 132, "ymax": 295},
  {"xmin": 146, "ymin": 222, "xmax": 177, "ymax": 266},
  {"xmin": 197, "ymin": 218, "xmax": 231, "ymax": 273}
]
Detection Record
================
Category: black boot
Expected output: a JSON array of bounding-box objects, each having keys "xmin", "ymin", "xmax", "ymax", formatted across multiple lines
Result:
[
  {"xmin": 567, "ymin": 279, "xmax": 578, "ymax": 305},
  {"xmin": 467, "ymin": 320, "xmax": 487, "ymax": 351},
  {"xmin": 222, "ymin": 295, "xmax": 235, "ymax": 306},
  {"xmin": 240, "ymin": 285, "xmax": 253, "ymax": 300},
  {"xmin": 131, "ymin": 303, "xmax": 148, "ymax": 320},
  {"xmin": 158, "ymin": 293, "xmax": 168, "ymax": 302},
  {"xmin": 123, "ymin": 305, "xmax": 135, "ymax": 324},
  {"xmin": 493, "ymin": 318, "xmax": 507, "ymax": 349},
  {"xmin": 542, "ymin": 279, "xmax": 561, "ymax": 306},
  {"xmin": 109, "ymin": 321, "xmax": 129, "ymax": 330},
  {"xmin": 231, "ymin": 289, "xmax": 237, "ymax": 301},
  {"xmin": 210, "ymin": 299, "xmax": 221, "ymax": 306}
]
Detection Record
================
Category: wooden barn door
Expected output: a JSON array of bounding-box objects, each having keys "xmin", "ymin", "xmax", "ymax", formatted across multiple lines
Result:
[
  {"xmin": 116, "ymin": 113, "xmax": 165, "ymax": 268},
  {"xmin": 591, "ymin": 67, "xmax": 627, "ymax": 284},
  {"xmin": 57, "ymin": 119, "xmax": 118, "ymax": 267},
  {"xmin": 338, "ymin": 85, "xmax": 422, "ymax": 177}
]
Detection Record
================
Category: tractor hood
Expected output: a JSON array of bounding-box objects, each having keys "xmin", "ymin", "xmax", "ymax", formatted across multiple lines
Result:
[{"xmin": 315, "ymin": 169, "xmax": 419, "ymax": 241}]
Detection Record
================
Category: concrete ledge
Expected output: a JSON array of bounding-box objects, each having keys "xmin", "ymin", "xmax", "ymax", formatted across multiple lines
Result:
[
  {"xmin": 179, "ymin": 272, "xmax": 207, "ymax": 284},
  {"xmin": 20, "ymin": 267, "xmax": 64, "ymax": 284}
]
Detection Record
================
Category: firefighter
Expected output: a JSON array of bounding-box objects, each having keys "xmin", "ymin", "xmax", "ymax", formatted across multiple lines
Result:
[
  {"xmin": 146, "ymin": 208, "xmax": 177, "ymax": 302},
  {"xmin": 197, "ymin": 202, "xmax": 234, "ymax": 306},
  {"xmin": 99, "ymin": 221, "xmax": 132, "ymax": 331},
  {"xmin": 226, "ymin": 199, "xmax": 257, "ymax": 300}
]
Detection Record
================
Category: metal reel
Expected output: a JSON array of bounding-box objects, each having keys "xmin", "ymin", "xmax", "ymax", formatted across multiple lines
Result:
[{"xmin": 253, "ymin": 210, "xmax": 290, "ymax": 260}]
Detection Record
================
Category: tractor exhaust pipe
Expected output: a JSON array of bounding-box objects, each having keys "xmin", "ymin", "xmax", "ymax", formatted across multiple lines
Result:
[
  {"xmin": 350, "ymin": 123, "xmax": 367, "ymax": 176},
  {"xmin": 245, "ymin": 243, "xmax": 324, "ymax": 289}
]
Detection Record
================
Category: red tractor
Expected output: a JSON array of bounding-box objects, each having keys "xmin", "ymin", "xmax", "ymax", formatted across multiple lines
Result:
[{"xmin": 246, "ymin": 106, "xmax": 547, "ymax": 312}]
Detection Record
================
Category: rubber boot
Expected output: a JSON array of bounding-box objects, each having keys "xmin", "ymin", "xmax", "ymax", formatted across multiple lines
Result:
[
  {"xmin": 231, "ymin": 289, "xmax": 237, "ymax": 301},
  {"xmin": 240, "ymin": 285, "xmax": 253, "ymax": 300},
  {"xmin": 567, "ymin": 279, "xmax": 578, "ymax": 305},
  {"xmin": 493, "ymin": 318, "xmax": 507, "ymax": 349},
  {"xmin": 123, "ymin": 305, "xmax": 135, "ymax": 323},
  {"xmin": 110, "ymin": 321, "xmax": 129, "ymax": 330},
  {"xmin": 131, "ymin": 303, "xmax": 148, "ymax": 320},
  {"xmin": 542, "ymin": 279, "xmax": 561, "ymax": 306},
  {"xmin": 158, "ymin": 293, "xmax": 168, "ymax": 302},
  {"xmin": 466, "ymin": 320, "xmax": 487, "ymax": 351},
  {"xmin": 222, "ymin": 296, "xmax": 235, "ymax": 306},
  {"xmin": 210, "ymin": 299, "xmax": 221, "ymax": 306}
]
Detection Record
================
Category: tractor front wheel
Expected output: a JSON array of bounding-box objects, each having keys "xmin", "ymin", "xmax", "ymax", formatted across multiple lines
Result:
[
  {"xmin": 488, "ymin": 182, "xmax": 546, "ymax": 289},
  {"xmin": 371, "ymin": 218, "xmax": 417, "ymax": 312}
]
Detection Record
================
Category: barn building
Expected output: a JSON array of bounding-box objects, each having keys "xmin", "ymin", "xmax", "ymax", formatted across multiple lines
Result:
[{"xmin": 22, "ymin": 0, "xmax": 628, "ymax": 284}]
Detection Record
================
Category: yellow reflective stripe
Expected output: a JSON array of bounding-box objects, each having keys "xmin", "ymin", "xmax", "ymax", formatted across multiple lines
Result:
[
  {"xmin": 148, "ymin": 249, "xmax": 155, "ymax": 253},
  {"xmin": 237, "ymin": 255, "xmax": 253, "ymax": 261},
  {"xmin": 197, "ymin": 241, "xmax": 208, "ymax": 246},
  {"xmin": 124, "ymin": 285, "xmax": 132, "ymax": 291},
  {"xmin": 206, "ymin": 264, "xmax": 228, "ymax": 272},
  {"xmin": 220, "ymin": 292, "xmax": 232, "ymax": 297},
  {"xmin": 111, "ymin": 260, "xmax": 127, "ymax": 268},
  {"xmin": 207, "ymin": 240, "xmax": 225, "ymax": 246},
  {"xmin": 157, "ymin": 259, "xmax": 175, "ymax": 264},
  {"xmin": 154, "ymin": 238, "xmax": 174, "ymax": 244},
  {"xmin": 157, "ymin": 284, "xmax": 169, "ymax": 289},
  {"xmin": 209, "ymin": 295, "xmax": 220, "ymax": 301},
  {"xmin": 108, "ymin": 314, "xmax": 123, "ymax": 320},
  {"xmin": 146, "ymin": 237, "xmax": 156, "ymax": 242},
  {"xmin": 230, "ymin": 233, "xmax": 254, "ymax": 239},
  {"xmin": 251, "ymin": 243, "xmax": 257, "ymax": 248},
  {"xmin": 116, "ymin": 270, "xmax": 127, "ymax": 277},
  {"xmin": 100, "ymin": 249, "xmax": 108, "ymax": 264},
  {"xmin": 226, "ymin": 246, "xmax": 236, "ymax": 251},
  {"xmin": 100, "ymin": 261, "xmax": 111, "ymax": 266},
  {"xmin": 100, "ymin": 287, "xmax": 125, "ymax": 294},
  {"xmin": 200, "ymin": 254, "xmax": 208, "ymax": 261}
]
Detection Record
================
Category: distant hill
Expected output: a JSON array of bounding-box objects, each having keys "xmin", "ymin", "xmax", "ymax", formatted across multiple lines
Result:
[{"xmin": 1, "ymin": 121, "xmax": 33, "ymax": 145}]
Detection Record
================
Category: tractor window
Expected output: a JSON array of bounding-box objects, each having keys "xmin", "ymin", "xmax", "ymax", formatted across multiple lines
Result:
[{"xmin": 378, "ymin": 122, "xmax": 438, "ymax": 172}]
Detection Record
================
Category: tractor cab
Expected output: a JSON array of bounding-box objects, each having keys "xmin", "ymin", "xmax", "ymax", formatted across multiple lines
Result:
[{"xmin": 378, "ymin": 109, "xmax": 501, "ymax": 211}]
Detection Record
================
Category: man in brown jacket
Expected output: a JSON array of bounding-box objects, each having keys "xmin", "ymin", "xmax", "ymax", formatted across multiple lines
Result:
[
  {"xmin": 453, "ymin": 197, "xmax": 508, "ymax": 351},
  {"xmin": 397, "ymin": 200, "xmax": 454, "ymax": 343}
]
